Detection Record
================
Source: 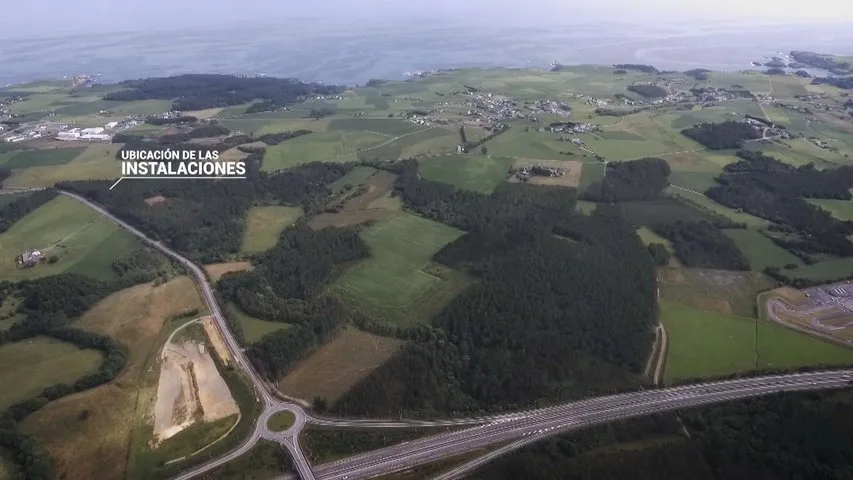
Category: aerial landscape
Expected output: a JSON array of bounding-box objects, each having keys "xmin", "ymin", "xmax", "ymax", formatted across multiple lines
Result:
[{"xmin": 2, "ymin": 3, "xmax": 853, "ymax": 480}]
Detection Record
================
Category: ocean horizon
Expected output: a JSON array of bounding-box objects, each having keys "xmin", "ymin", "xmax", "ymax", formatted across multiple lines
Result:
[{"xmin": 2, "ymin": 20, "xmax": 852, "ymax": 87}]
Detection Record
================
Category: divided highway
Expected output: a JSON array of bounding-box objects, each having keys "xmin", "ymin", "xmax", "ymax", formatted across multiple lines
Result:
[{"xmin": 61, "ymin": 190, "xmax": 853, "ymax": 480}]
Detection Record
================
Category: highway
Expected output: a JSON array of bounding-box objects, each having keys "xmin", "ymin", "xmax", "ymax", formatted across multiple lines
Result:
[
  {"xmin": 308, "ymin": 371, "xmax": 853, "ymax": 480},
  {"xmin": 61, "ymin": 190, "xmax": 853, "ymax": 480}
]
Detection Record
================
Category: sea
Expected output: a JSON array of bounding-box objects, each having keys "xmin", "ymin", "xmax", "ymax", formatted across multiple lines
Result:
[{"xmin": 1, "ymin": 20, "xmax": 852, "ymax": 87}]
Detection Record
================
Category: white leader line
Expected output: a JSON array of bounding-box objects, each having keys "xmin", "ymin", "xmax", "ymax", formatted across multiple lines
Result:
[{"xmin": 109, "ymin": 176, "xmax": 248, "ymax": 190}]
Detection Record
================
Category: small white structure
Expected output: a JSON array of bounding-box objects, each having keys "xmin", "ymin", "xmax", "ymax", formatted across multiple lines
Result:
[
  {"xmin": 104, "ymin": 121, "xmax": 119, "ymax": 129},
  {"xmin": 81, "ymin": 127, "xmax": 105, "ymax": 135}
]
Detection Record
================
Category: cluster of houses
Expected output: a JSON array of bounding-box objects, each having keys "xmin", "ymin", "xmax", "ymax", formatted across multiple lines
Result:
[{"xmin": 515, "ymin": 164, "xmax": 570, "ymax": 180}]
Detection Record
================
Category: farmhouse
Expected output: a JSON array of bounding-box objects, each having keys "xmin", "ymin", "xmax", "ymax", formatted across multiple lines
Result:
[{"xmin": 19, "ymin": 249, "xmax": 42, "ymax": 267}]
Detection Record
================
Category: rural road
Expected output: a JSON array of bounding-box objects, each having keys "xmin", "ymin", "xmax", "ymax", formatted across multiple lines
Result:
[{"xmin": 61, "ymin": 190, "xmax": 853, "ymax": 480}]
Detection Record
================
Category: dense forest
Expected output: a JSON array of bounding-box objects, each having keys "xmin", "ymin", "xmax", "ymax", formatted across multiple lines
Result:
[
  {"xmin": 613, "ymin": 64, "xmax": 659, "ymax": 74},
  {"xmin": 471, "ymin": 390, "xmax": 853, "ymax": 480},
  {"xmin": 0, "ymin": 189, "xmax": 57, "ymax": 233},
  {"xmin": 581, "ymin": 157, "xmax": 670, "ymax": 202},
  {"xmin": 627, "ymin": 84, "xmax": 668, "ymax": 98},
  {"xmin": 332, "ymin": 161, "xmax": 657, "ymax": 417},
  {"xmin": 684, "ymin": 68, "xmax": 712, "ymax": 80},
  {"xmin": 681, "ymin": 121, "xmax": 762, "ymax": 149},
  {"xmin": 812, "ymin": 76, "xmax": 853, "ymax": 89},
  {"xmin": 653, "ymin": 221, "xmax": 750, "ymax": 270},
  {"xmin": 790, "ymin": 50, "xmax": 851, "ymax": 73},
  {"xmin": 707, "ymin": 150, "xmax": 853, "ymax": 257},
  {"xmin": 257, "ymin": 130, "xmax": 312, "ymax": 145},
  {"xmin": 60, "ymin": 158, "xmax": 351, "ymax": 262},
  {"xmin": 103, "ymin": 74, "xmax": 345, "ymax": 111}
]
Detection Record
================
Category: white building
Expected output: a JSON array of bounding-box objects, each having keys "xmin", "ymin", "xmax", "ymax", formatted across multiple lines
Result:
[
  {"xmin": 81, "ymin": 133, "xmax": 111, "ymax": 141},
  {"xmin": 81, "ymin": 127, "xmax": 105, "ymax": 135},
  {"xmin": 57, "ymin": 128, "xmax": 81, "ymax": 141},
  {"xmin": 104, "ymin": 121, "xmax": 119, "ymax": 129}
]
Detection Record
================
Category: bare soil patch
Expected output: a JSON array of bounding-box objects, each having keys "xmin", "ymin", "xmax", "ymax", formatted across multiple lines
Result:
[
  {"xmin": 201, "ymin": 317, "xmax": 232, "ymax": 366},
  {"xmin": 278, "ymin": 328, "xmax": 404, "ymax": 403},
  {"xmin": 19, "ymin": 277, "xmax": 205, "ymax": 480},
  {"xmin": 144, "ymin": 195, "xmax": 167, "ymax": 206},
  {"xmin": 153, "ymin": 335, "xmax": 238, "ymax": 443},
  {"xmin": 205, "ymin": 262, "xmax": 254, "ymax": 283},
  {"xmin": 770, "ymin": 287, "xmax": 808, "ymax": 306},
  {"xmin": 512, "ymin": 158, "xmax": 582, "ymax": 187},
  {"xmin": 659, "ymin": 267, "xmax": 687, "ymax": 285}
]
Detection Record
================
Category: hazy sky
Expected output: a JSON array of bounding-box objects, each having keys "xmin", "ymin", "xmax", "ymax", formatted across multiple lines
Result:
[{"xmin": 1, "ymin": 0, "xmax": 851, "ymax": 37}]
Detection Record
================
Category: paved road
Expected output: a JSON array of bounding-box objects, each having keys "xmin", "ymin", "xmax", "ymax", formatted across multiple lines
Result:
[
  {"xmin": 62, "ymin": 190, "xmax": 853, "ymax": 480},
  {"xmin": 305, "ymin": 371, "xmax": 852, "ymax": 480},
  {"xmin": 59, "ymin": 191, "xmax": 316, "ymax": 480}
]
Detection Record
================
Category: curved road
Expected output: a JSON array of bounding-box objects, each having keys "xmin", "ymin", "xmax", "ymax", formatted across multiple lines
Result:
[{"xmin": 61, "ymin": 190, "xmax": 853, "ymax": 480}]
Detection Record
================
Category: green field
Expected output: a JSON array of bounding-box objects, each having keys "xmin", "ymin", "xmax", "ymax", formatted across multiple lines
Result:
[
  {"xmin": 723, "ymin": 229, "xmax": 802, "ymax": 271},
  {"xmin": 0, "ymin": 195, "xmax": 142, "ymax": 281},
  {"xmin": 327, "ymin": 118, "xmax": 420, "ymax": 136},
  {"xmin": 330, "ymin": 212, "xmax": 470, "ymax": 326},
  {"xmin": 807, "ymin": 198, "xmax": 853, "ymax": 221},
  {"xmin": 659, "ymin": 267, "xmax": 776, "ymax": 318},
  {"xmin": 0, "ymin": 336, "xmax": 103, "ymax": 411},
  {"xmin": 418, "ymin": 154, "xmax": 514, "ymax": 193},
  {"xmin": 262, "ymin": 131, "xmax": 388, "ymax": 171},
  {"xmin": 266, "ymin": 411, "xmax": 296, "ymax": 432},
  {"xmin": 783, "ymin": 257, "xmax": 853, "ymax": 283},
  {"xmin": 0, "ymin": 147, "xmax": 86, "ymax": 169},
  {"xmin": 241, "ymin": 205, "xmax": 303, "ymax": 253},
  {"xmin": 226, "ymin": 303, "xmax": 291, "ymax": 344},
  {"xmin": 661, "ymin": 302, "xmax": 853, "ymax": 382}
]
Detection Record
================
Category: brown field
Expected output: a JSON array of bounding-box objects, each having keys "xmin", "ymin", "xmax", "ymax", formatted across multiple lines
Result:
[
  {"xmin": 308, "ymin": 171, "xmax": 399, "ymax": 230},
  {"xmin": 344, "ymin": 170, "xmax": 397, "ymax": 210},
  {"xmin": 694, "ymin": 298, "xmax": 733, "ymax": 315},
  {"xmin": 277, "ymin": 328, "xmax": 404, "ymax": 403},
  {"xmin": 308, "ymin": 210, "xmax": 395, "ymax": 230},
  {"xmin": 205, "ymin": 262, "xmax": 254, "ymax": 283},
  {"xmin": 184, "ymin": 108, "xmax": 224, "ymax": 119},
  {"xmin": 512, "ymin": 158, "xmax": 582, "ymax": 187},
  {"xmin": 144, "ymin": 195, "xmax": 167, "ymax": 206},
  {"xmin": 769, "ymin": 287, "xmax": 809, "ymax": 306},
  {"xmin": 19, "ymin": 277, "xmax": 206, "ymax": 480}
]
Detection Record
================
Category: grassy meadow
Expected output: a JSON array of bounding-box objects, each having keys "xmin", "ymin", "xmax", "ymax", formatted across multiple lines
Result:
[
  {"xmin": 0, "ymin": 195, "xmax": 142, "ymax": 281},
  {"xmin": 330, "ymin": 212, "xmax": 469, "ymax": 326}
]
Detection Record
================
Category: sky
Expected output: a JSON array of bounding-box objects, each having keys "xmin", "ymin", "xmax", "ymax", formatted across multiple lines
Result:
[{"xmin": 0, "ymin": 0, "xmax": 850, "ymax": 38}]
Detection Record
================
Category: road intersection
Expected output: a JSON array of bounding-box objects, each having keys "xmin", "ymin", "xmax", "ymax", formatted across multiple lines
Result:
[{"xmin": 61, "ymin": 190, "xmax": 853, "ymax": 480}]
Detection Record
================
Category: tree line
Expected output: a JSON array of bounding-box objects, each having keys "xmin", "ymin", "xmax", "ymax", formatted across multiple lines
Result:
[
  {"xmin": 0, "ymin": 189, "xmax": 57, "ymax": 234},
  {"xmin": 61, "ymin": 158, "xmax": 352, "ymax": 263},
  {"xmin": 0, "ymin": 249, "xmax": 166, "ymax": 479},
  {"xmin": 681, "ymin": 121, "xmax": 762, "ymax": 149},
  {"xmin": 707, "ymin": 149, "xmax": 853, "ymax": 257},
  {"xmin": 103, "ymin": 74, "xmax": 345, "ymax": 112}
]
